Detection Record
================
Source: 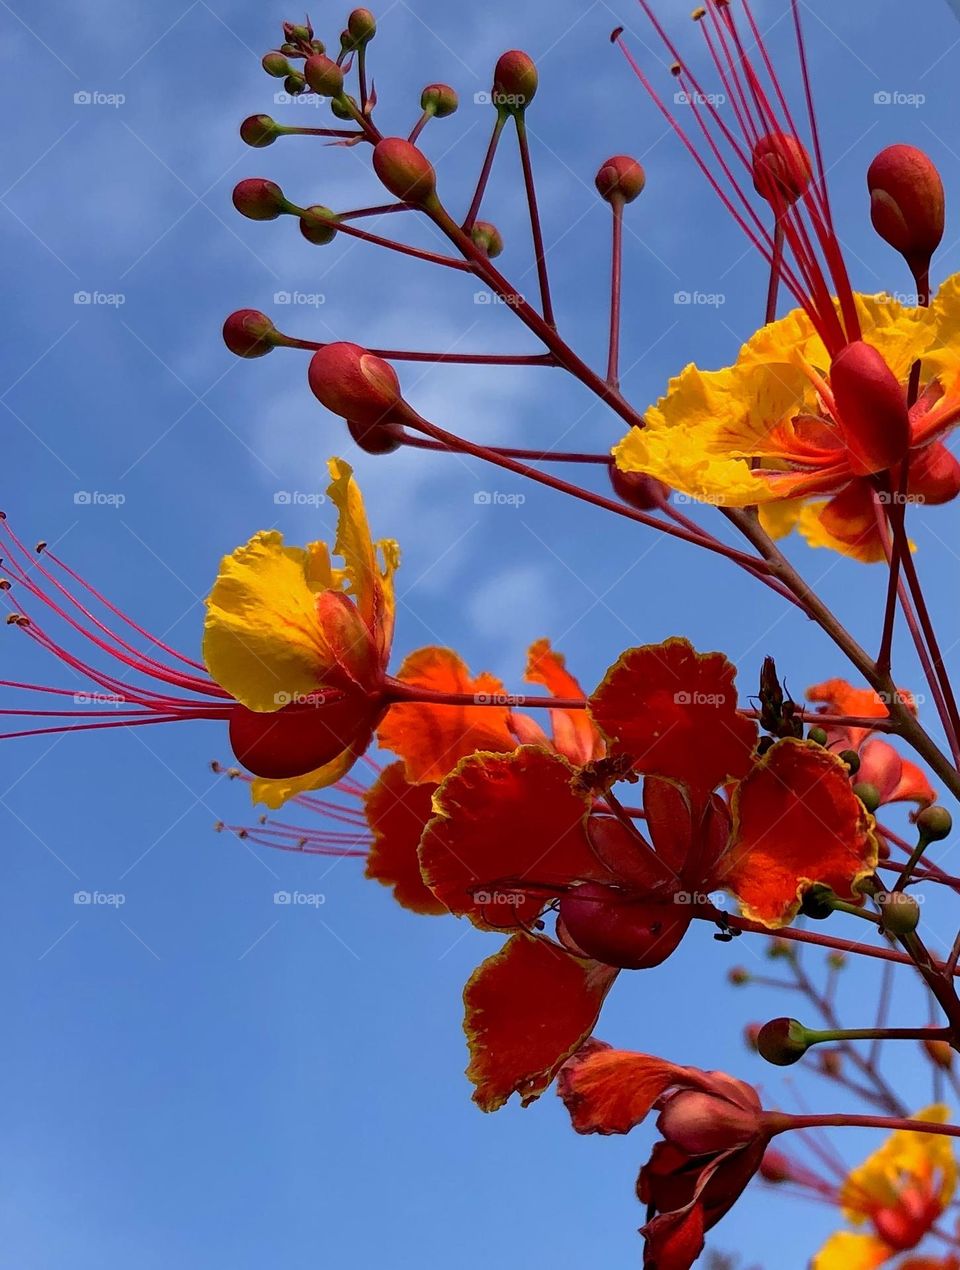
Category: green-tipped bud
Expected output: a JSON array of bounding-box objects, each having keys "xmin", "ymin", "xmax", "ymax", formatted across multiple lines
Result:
[
  {"xmin": 766, "ymin": 937, "xmax": 794, "ymax": 961},
  {"xmin": 800, "ymin": 884, "xmax": 837, "ymax": 921},
  {"xmin": 421, "ymin": 83, "xmax": 459, "ymax": 118},
  {"xmin": 223, "ymin": 309, "xmax": 277, "ymax": 358},
  {"xmin": 331, "ymin": 93, "xmax": 359, "ymax": 121},
  {"xmin": 262, "ymin": 51, "xmax": 291, "ymax": 78},
  {"xmin": 876, "ymin": 890, "xmax": 921, "ymax": 937},
  {"xmin": 839, "ymin": 749, "xmax": 861, "ymax": 775},
  {"xmin": 492, "ymin": 50, "xmax": 538, "ymax": 112},
  {"xmin": 916, "ymin": 805, "xmax": 952, "ymax": 843},
  {"xmin": 827, "ymin": 952, "xmax": 846, "ymax": 970},
  {"xmin": 232, "ymin": 178, "xmax": 287, "ymax": 221},
  {"xmin": 240, "ymin": 114, "xmax": 280, "ymax": 148},
  {"xmin": 470, "ymin": 220, "xmax": 503, "ymax": 259},
  {"xmin": 808, "ymin": 726, "xmax": 828, "ymax": 746},
  {"xmin": 299, "ymin": 205, "xmax": 339, "ymax": 246},
  {"xmin": 283, "ymin": 72, "xmax": 306, "ymax": 95},
  {"xmin": 853, "ymin": 781, "xmax": 882, "ymax": 813},
  {"xmin": 595, "ymin": 155, "xmax": 646, "ymax": 204},
  {"xmin": 757, "ymin": 1017, "xmax": 809, "ymax": 1067},
  {"xmin": 347, "ymin": 8, "xmax": 377, "ymax": 43},
  {"xmin": 304, "ymin": 54, "xmax": 344, "ymax": 97}
]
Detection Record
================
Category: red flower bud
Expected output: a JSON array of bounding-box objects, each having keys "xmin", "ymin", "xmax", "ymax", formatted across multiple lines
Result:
[
  {"xmin": 299, "ymin": 205, "xmax": 339, "ymax": 246},
  {"xmin": 830, "ymin": 340, "xmax": 911, "ymax": 476},
  {"xmin": 222, "ymin": 309, "xmax": 277, "ymax": 358},
  {"xmin": 470, "ymin": 220, "xmax": 504, "ymax": 258},
  {"xmin": 757, "ymin": 1017, "xmax": 809, "ymax": 1066},
  {"xmin": 421, "ymin": 83, "xmax": 458, "ymax": 118},
  {"xmin": 923, "ymin": 1037, "xmax": 954, "ymax": 1070},
  {"xmin": 493, "ymin": 50, "xmax": 538, "ymax": 111},
  {"xmin": 609, "ymin": 463, "xmax": 669, "ymax": 510},
  {"xmin": 657, "ymin": 1089, "xmax": 763, "ymax": 1155},
  {"xmin": 347, "ymin": 8, "xmax": 377, "ymax": 42},
  {"xmin": 304, "ymin": 53, "xmax": 344, "ymax": 97},
  {"xmin": 557, "ymin": 883, "xmax": 691, "ymax": 970},
  {"xmin": 240, "ymin": 114, "xmax": 280, "ymax": 148},
  {"xmin": 752, "ymin": 132, "xmax": 812, "ymax": 206},
  {"xmin": 759, "ymin": 1149, "xmax": 795, "ymax": 1184},
  {"xmin": 868, "ymin": 144, "xmax": 945, "ymax": 270},
  {"xmin": 347, "ymin": 417, "xmax": 405, "ymax": 454},
  {"xmin": 232, "ymin": 178, "xmax": 287, "ymax": 221},
  {"xmin": 372, "ymin": 137, "xmax": 437, "ymax": 204},
  {"xmin": 308, "ymin": 342, "xmax": 402, "ymax": 426},
  {"xmin": 261, "ymin": 51, "xmax": 290, "ymax": 78},
  {"xmin": 595, "ymin": 155, "xmax": 646, "ymax": 204}
]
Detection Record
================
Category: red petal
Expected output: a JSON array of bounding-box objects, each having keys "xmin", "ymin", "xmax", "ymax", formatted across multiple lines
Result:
[
  {"xmin": 808, "ymin": 482, "xmax": 887, "ymax": 563},
  {"xmin": 859, "ymin": 739, "xmax": 936, "ymax": 806},
  {"xmin": 420, "ymin": 747, "xmax": 610, "ymax": 929},
  {"xmin": 719, "ymin": 739, "xmax": 879, "ymax": 927},
  {"xmin": 229, "ymin": 695, "xmax": 374, "ymax": 779},
  {"xmin": 525, "ymin": 638, "xmax": 601, "ymax": 765},
  {"xmin": 589, "ymin": 639, "xmax": 758, "ymax": 806},
  {"xmin": 806, "ymin": 677, "xmax": 916, "ymax": 751},
  {"xmin": 363, "ymin": 762, "xmax": 446, "ymax": 915},
  {"xmin": 378, "ymin": 647, "xmax": 516, "ymax": 784},
  {"xmin": 908, "ymin": 442, "xmax": 960, "ymax": 506},
  {"xmin": 643, "ymin": 777, "xmax": 694, "ymax": 876},
  {"xmin": 464, "ymin": 935, "xmax": 617, "ymax": 1111}
]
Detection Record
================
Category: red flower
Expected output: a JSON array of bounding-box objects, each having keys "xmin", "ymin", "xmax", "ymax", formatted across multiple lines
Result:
[{"xmin": 559, "ymin": 1040, "xmax": 771, "ymax": 1269}]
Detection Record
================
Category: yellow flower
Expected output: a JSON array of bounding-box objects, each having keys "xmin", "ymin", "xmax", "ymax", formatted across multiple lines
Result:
[
  {"xmin": 813, "ymin": 1105, "xmax": 957, "ymax": 1269},
  {"xmin": 203, "ymin": 457, "xmax": 399, "ymax": 808},
  {"xmin": 615, "ymin": 282, "xmax": 960, "ymax": 561}
]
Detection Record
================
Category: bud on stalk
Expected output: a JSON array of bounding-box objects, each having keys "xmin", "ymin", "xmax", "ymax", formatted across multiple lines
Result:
[
  {"xmin": 868, "ymin": 144, "xmax": 945, "ymax": 280},
  {"xmin": 308, "ymin": 342, "xmax": 403, "ymax": 427}
]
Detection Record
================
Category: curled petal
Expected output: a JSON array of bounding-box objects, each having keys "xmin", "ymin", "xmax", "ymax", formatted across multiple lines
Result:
[
  {"xmin": 524, "ymin": 638, "xmax": 601, "ymax": 765},
  {"xmin": 249, "ymin": 744, "xmax": 367, "ymax": 810},
  {"xmin": 859, "ymin": 739, "xmax": 935, "ymax": 807},
  {"xmin": 464, "ymin": 935, "xmax": 617, "ymax": 1111},
  {"xmin": 326, "ymin": 456, "xmax": 400, "ymax": 656},
  {"xmin": 797, "ymin": 483, "xmax": 889, "ymax": 564},
  {"xmin": 364, "ymin": 762, "xmax": 446, "ymax": 915}
]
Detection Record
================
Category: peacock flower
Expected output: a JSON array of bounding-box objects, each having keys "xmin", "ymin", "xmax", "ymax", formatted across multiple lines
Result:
[
  {"xmin": 612, "ymin": 2, "xmax": 960, "ymax": 562},
  {"xmin": 807, "ymin": 678, "xmax": 936, "ymax": 808},
  {"xmin": 813, "ymin": 1106, "xmax": 957, "ymax": 1269},
  {"xmin": 559, "ymin": 1040, "xmax": 771, "ymax": 1270},
  {"xmin": 417, "ymin": 638, "xmax": 877, "ymax": 1111}
]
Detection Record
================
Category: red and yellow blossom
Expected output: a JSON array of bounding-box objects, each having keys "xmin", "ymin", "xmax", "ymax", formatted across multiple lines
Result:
[
  {"xmin": 808, "ymin": 679, "xmax": 936, "ymax": 808},
  {"xmin": 417, "ymin": 638, "xmax": 878, "ymax": 1110},
  {"xmin": 813, "ymin": 1106, "xmax": 957, "ymax": 1270},
  {"xmin": 559, "ymin": 1040, "xmax": 772, "ymax": 1270}
]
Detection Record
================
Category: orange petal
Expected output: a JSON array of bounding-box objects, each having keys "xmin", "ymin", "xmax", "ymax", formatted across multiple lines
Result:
[
  {"xmin": 589, "ymin": 638, "xmax": 758, "ymax": 806},
  {"xmin": 363, "ymin": 762, "xmax": 446, "ymax": 915},
  {"xmin": 806, "ymin": 677, "xmax": 916, "ymax": 751},
  {"xmin": 464, "ymin": 935, "xmax": 617, "ymax": 1111},
  {"xmin": 720, "ymin": 739, "xmax": 879, "ymax": 928},
  {"xmin": 798, "ymin": 482, "xmax": 887, "ymax": 564},
  {"xmin": 558, "ymin": 1040, "xmax": 721, "ymax": 1135},
  {"xmin": 377, "ymin": 646, "xmax": 516, "ymax": 784},
  {"xmin": 420, "ymin": 746, "xmax": 611, "ymax": 929},
  {"xmin": 859, "ymin": 738, "xmax": 936, "ymax": 807},
  {"xmin": 525, "ymin": 638, "xmax": 601, "ymax": 765}
]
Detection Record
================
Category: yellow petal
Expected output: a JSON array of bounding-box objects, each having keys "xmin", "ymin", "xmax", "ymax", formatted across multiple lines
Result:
[
  {"xmin": 759, "ymin": 497, "xmax": 806, "ymax": 540},
  {"xmin": 841, "ymin": 1104, "xmax": 956, "ymax": 1223},
  {"xmin": 249, "ymin": 744, "xmax": 362, "ymax": 809},
  {"xmin": 326, "ymin": 457, "xmax": 399, "ymax": 658},
  {"xmin": 204, "ymin": 531, "xmax": 351, "ymax": 713},
  {"xmin": 811, "ymin": 1230, "xmax": 890, "ymax": 1270}
]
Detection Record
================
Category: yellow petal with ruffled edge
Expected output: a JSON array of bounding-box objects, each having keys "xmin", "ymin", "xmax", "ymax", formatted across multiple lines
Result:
[
  {"xmin": 204, "ymin": 531, "xmax": 351, "ymax": 713},
  {"xmin": 250, "ymin": 745, "xmax": 363, "ymax": 809},
  {"xmin": 614, "ymin": 296, "xmax": 935, "ymax": 510},
  {"xmin": 758, "ymin": 498, "xmax": 806, "ymax": 541},
  {"xmin": 811, "ymin": 1230, "xmax": 889, "ymax": 1270},
  {"xmin": 918, "ymin": 272, "xmax": 960, "ymax": 412},
  {"xmin": 839, "ymin": 1104, "xmax": 956, "ymax": 1224},
  {"xmin": 326, "ymin": 457, "xmax": 399, "ymax": 659}
]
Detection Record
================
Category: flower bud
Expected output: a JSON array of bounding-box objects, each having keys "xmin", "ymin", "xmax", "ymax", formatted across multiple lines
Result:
[
  {"xmin": 838, "ymin": 747, "xmax": 861, "ymax": 774},
  {"xmin": 232, "ymin": 178, "xmax": 287, "ymax": 221},
  {"xmin": 347, "ymin": 417, "xmax": 405, "ymax": 454},
  {"xmin": 595, "ymin": 155, "xmax": 646, "ymax": 204},
  {"xmin": 924, "ymin": 1038, "xmax": 954, "ymax": 1069},
  {"xmin": 800, "ymin": 884, "xmax": 837, "ymax": 921},
  {"xmin": 744, "ymin": 1023, "xmax": 763, "ymax": 1050},
  {"xmin": 308, "ymin": 342, "xmax": 402, "ymax": 426},
  {"xmin": 757, "ymin": 1018, "xmax": 810, "ymax": 1066},
  {"xmin": 759, "ymin": 1149, "xmax": 794, "ymax": 1184},
  {"xmin": 752, "ymin": 132, "xmax": 812, "ymax": 206},
  {"xmin": 470, "ymin": 220, "xmax": 503, "ymax": 258},
  {"xmin": 283, "ymin": 21, "xmax": 313, "ymax": 43},
  {"xmin": 916, "ymin": 804, "xmax": 952, "ymax": 842},
  {"xmin": 279, "ymin": 42, "xmax": 300, "ymax": 56},
  {"xmin": 827, "ymin": 952, "xmax": 846, "ymax": 970},
  {"xmin": 818, "ymin": 1050, "xmax": 842, "ymax": 1078},
  {"xmin": 240, "ymin": 114, "xmax": 280, "ymax": 148},
  {"xmin": 330, "ymin": 93, "xmax": 358, "ymax": 121},
  {"xmin": 853, "ymin": 781, "xmax": 882, "ymax": 813},
  {"xmin": 766, "ymin": 938, "xmax": 793, "ymax": 961},
  {"xmin": 492, "ymin": 50, "xmax": 538, "ymax": 111},
  {"xmin": 372, "ymin": 137, "xmax": 437, "ymax": 204},
  {"xmin": 807, "ymin": 726, "xmax": 828, "ymax": 746},
  {"xmin": 868, "ymin": 144, "xmax": 945, "ymax": 270},
  {"xmin": 262, "ymin": 51, "xmax": 290, "ymax": 78},
  {"xmin": 876, "ymin": 889, "xmax": 921, "ymax": 937},
  {"xmin": 728, "ymin": 966, "xmax": 751, "ymax": 986},
  {"xmin": 557, "ymin": 883, "xmax": 691, "ymax": 970},
  {"xmin": 304, "ymin": 53, "xmax": 344, "ymax": 97},
  {"xmin": 657, "ymin": 1090, "xmax": 761, "ymax": 1155},
  {"xmin": 222, "ymin": 309, "xmax": 278, "ymax": 358},
  {"xmin": 299, "ymin": 205, "xmax": 339, "ymax": 246},
  {"xmin": 347, "ymin": 8, "xmax": 377, "ymax": 42},
  {"xmin": 830, "ymin": 341, "xmax": 911, "ymax": 476},
  {"xmin": 609, "ymin": 464, "xmax": 669, "ymax": 510},
  {"xmin": 421, "ymin": 83, "xmax": 458, "ymax": 118},
  {"xmin": 284, "ymin": 72, "xmax": 306, "ymax": 96}
]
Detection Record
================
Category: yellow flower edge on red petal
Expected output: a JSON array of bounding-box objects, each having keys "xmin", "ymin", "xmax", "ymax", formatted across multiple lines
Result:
[
  {"xmin": 364, "ymin": 761, "xmax": 447, "ymax": 915},
  {"xmin": 719, "ymin": 739, "xmax": 879, "ymax": 929},
  {"xmin": 525, "ymin": 637, "xmax": 602, "ymax": 766},
  {"xmin": 203, "ymin": 458, "xmax": 397, "ymax": 714}
]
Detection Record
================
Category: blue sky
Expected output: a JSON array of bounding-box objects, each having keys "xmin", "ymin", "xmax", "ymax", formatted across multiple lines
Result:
[{"xmin": 3, "ymin": 0, "xmax": 960, "ymax": 1266}]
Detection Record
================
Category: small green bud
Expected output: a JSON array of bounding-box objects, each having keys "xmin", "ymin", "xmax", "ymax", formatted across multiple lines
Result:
[
  {"xmin": 916, "ymin": 805, "xmax": 952, "ymax": 843},
  {"xmin": 262, "ymin": 51, "xmax": 290, "ymax": 78},
  {"xmin": 876, "ymin": 890, "xmax": 921, "ymax": 937},
  {"xmin": 853, "ymin": 781, "xmax": 882, "ymax": 813},
  {"xmin": 808, "ymin": 726, "xmax": 829, "ymax": 746},
  {"xmin": 299, "ymin": 205, "xmax": 339, "ymax": 246},
  {"xmin": 839, "ymin": 749, "xmax": 861, "ymax": 775}
]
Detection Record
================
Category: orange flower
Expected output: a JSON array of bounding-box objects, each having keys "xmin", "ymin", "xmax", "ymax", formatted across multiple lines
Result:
[
  {"xmin": 807, "ymin": 678, "xmax": 936, "ymax": 807},
  {"xmin": 559, "ymin": 1040, "xmax": 770, "ymax": 1270},
  {"xmin": 418, "ymin": 639, "xmax": 878, "ymax": 1109}
]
